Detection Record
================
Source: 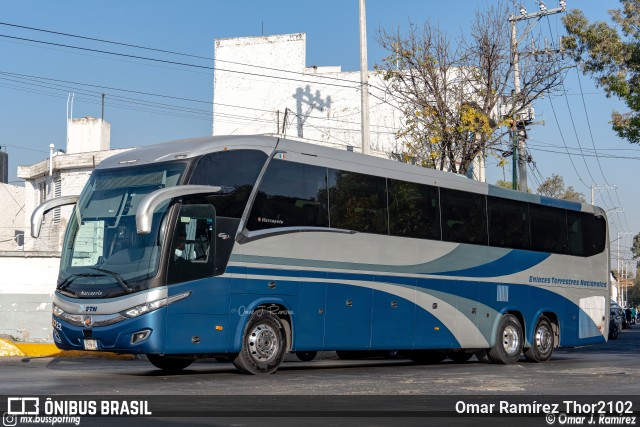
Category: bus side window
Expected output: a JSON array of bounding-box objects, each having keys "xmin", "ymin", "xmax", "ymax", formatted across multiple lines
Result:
[
  {"xmin": 189, "ymin": 150, "xmax": 267, "ymax": 219},
  {"xmin": 328, "ymin": 169, "xmax": 388, "ymax": 235},
  {"xmin": 247, "ymin": 159, "xmax": 329, "ymax": 231},
  {"xmin": 567, "ymin": 211, "xmax": 606, "ymax": 257},
  {"xmin": 388, "ymin": 179, "xmax": 441, "ymax": 240},
  {"xmin": 530, "ymin": 204, "xmax": 568, "ymax": 254},
  {"xmin": 487, "ymin": 196, "xmax": 530, "ymax": 250},
  {"xmin": 440, "ymin": 188, "xmax": 488, "ymax": 245}
]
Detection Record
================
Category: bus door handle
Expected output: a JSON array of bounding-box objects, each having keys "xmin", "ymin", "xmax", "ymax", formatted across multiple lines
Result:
[{"xmin": 268, "ymin": 281, "xmax": 277, "ymax": 289}]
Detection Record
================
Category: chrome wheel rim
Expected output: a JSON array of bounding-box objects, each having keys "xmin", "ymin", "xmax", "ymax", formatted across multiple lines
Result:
[
  {"xmin": 502, "ymin": 324, "xmax": 520, "ymax": 355},
  {"xmin": 535, "ymin": 324, "xmax": 552, "ymax": 353},
  {"xmin": 248, "ymin": 323, "xmax": 279, "ymax": 362}
]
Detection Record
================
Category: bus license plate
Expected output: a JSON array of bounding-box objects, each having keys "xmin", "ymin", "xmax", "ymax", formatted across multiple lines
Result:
[{"xmin": 83, "ymin": 339, "xmax": 98, "ymax": 351}]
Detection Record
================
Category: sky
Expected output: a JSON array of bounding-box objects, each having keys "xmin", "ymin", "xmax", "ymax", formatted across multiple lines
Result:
[{"xmin": 1, "ymin": 0, "xmax": 638, "ymax": 272}]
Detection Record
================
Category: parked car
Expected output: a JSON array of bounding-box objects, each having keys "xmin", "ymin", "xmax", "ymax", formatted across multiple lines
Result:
[
  {"xmin": 610, "ymin": 301, "xmax": 626, "ymax": 332},
  {"xmin": 609, "ymin": 312, "xmax": 620, "ymax": 339}
]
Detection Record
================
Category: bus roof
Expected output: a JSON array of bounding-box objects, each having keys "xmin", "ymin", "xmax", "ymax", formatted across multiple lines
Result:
[{"xmin": 97, "ymin": 134, "xmax": 605, "ymax": 216}]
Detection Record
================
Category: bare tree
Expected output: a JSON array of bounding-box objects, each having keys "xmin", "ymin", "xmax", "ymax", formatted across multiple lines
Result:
[{"xmin": 375, "ymin": 1, "xmax": 569, "ymax": 175}]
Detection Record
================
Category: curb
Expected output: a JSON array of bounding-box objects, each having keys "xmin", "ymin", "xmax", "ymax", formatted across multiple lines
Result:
[{"xmin": 0, "ymin": 338, "xmax": 136, "ymax": 359}]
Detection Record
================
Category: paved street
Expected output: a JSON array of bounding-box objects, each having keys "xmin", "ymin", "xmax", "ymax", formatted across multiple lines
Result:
[
  {"xmin": 1, "ymin": 326, "xmax": 639, "ymax": 427},
  {"xmin": 2, "ymin": 326, "xmax": 640, "ymax": 396}
]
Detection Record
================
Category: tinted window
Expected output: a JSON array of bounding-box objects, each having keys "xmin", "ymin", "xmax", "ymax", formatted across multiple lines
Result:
[
  {"xmin": 567, "ymin": 211, "xmax": 606, "ymax": 257},
  {"xmin": 189, "ymin": 150, "xmax": 267, "ymax": 218},
  {"xmin": 530, "ymin": 204, "xmax": 567, "ymax": 254},
  {"xmin": 487, "ymin": 197, "xmax": 530, "ymax": 250},
  {"xmin": 328, "ymin": 169, "xmax": 388, "ymax": 234},
  {"xmin": 167, "ymin": 204, "xmax": 216, "ymax": 285},
  {"xmin": 247, "ymin": 160, "xmax": 328, "ymax": 230},
  {"xmin": 440, "ymin": 188, "xmax": 488, "ymax": 245},
  {"xmin": 388, "ymin": 179, "xmax": 440, "ymax": 240}
]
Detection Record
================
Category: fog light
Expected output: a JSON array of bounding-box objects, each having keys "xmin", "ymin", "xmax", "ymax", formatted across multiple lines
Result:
[{"xmin": 131, "ymin": 330, "xmax": 151, "ymax": 345}]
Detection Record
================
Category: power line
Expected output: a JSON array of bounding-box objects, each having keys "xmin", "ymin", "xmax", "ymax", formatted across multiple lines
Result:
[
  {"xmin": 0, "ymin": 33, "xmax": 363, "ymax": 90},
  {"xmin": 0, "ymin": 21, "xmax": 212, "ymax": 60},
  {"xmin": 0, "ymin": 21, "xmax": 366, "ymax": 86}
]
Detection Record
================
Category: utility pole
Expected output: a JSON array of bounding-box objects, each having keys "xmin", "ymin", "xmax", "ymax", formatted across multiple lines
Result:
[
  {"xmin": 590, "ymin": 184, "xmax": 616, "ymax": 206},
  {"xmin": 359, "ymin": 0, "xmax": 370, "ymax": 155},
  {"xmin": 617, "ymin": 232, "xmax": 633, "ymax": 304},
  {"xmin": 509, "ymin": 1, "xmax": 566, "ymax": 191}
]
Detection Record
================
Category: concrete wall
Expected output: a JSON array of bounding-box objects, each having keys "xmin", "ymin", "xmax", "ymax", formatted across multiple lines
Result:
[
  {"xmin": 0, "ymin": 184, "xmax": 24, "ymax": 251},
  {"xmin": 212, "ymin": 33, "xmax": 403, "ymax": 156},
  {"xmin": 67, "ymin": 117, "xmax": 110, "ymax": 154},
  {"xmin": 0, "ymin": 253, "xmax": 60, "ymax": 342}
]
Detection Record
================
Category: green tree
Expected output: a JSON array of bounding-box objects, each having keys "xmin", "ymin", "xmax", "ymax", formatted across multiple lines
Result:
[
  {"xmin": 495, "ymin": 180, "xmax": 513, "ymax": 189},
  {"xmin": 563, "ymin": 1, "xmax": 640, "ymax": 143},
  {"xmin": 376, "ymin": 1, "xmax": 568, "ymax": 174},
  {"xmin": 494, "ymin": 180, "xmax": 531, "ymax": 192},
  {"xmin": 632, "ymin": 232, "xmax": 640, "ymax": 265},
  {"xmin": 536, "ymin": 174, "xmax": 586, "ymax": 202}
]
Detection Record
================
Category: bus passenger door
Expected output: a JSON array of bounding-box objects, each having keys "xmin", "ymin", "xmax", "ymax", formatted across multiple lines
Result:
[{"xmin": 324, "ymin": 281, "xmax": 373, "ymax": 350}]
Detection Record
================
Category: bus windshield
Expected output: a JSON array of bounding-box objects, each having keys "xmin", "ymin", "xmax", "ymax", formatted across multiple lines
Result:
[{"xmin": 59, "ymin": 163, "xmax": 185, "ymax": 297}]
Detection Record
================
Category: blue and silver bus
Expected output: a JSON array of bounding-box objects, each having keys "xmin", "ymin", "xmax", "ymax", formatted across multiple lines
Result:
[{"xmin": 32, "ymin": 135, "xmax": 609, "ymax": 374}]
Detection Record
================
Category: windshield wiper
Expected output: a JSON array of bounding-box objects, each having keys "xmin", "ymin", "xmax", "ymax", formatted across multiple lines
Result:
[
  {"xmin": 58, "ymin": 273, "xmax": 102, "ymax": 291},
  {"xmin": 87, "ymin": 267, "xmax": 133, "ymax": 293}
]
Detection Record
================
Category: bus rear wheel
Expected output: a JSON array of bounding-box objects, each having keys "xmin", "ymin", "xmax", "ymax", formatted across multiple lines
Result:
[
  {"xmin": 524, "ymin": 316, "xmax": 554, "ymax": 363},
  {"xmin": 488, "ymin": 314, "xmax": 523, "ymax": 364},
  {"xmin": 233, "ymin": 309, "xmax": 287, "ymax": 374},
  {"xmin": 146, "ymin": 354, "xmax": 194, "ymax": 372}
]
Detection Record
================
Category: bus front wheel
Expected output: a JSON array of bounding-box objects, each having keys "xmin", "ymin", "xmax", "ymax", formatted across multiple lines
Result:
[
  {"xmin": 234, "ymin": 309, "xmax": 287, "ymax": 374},
  {"xmin": 488, "ymin": 314, "xmax": 523, "ymax": 364},
  {"xmin": 524, "ymin": 316, "xmax": 554, "ymax": 363},
  {"xmin": 146, "ymin": 354, "xmax": 194, "ymax": 372}
]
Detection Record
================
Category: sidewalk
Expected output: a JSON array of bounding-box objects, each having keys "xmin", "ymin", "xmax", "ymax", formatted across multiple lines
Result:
[{"xmin": 0, "ymin": 336, "xmax": 135, "ymax": 359}]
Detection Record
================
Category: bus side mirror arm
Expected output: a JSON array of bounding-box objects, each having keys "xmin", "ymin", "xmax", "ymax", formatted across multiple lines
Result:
[
  {"xmin": 136, "ymin": 185, "xmax": 224, "ymax": 234},
  {"xmin": 31, "ymin": 195, "xmax": 80, "ymax": 238}
]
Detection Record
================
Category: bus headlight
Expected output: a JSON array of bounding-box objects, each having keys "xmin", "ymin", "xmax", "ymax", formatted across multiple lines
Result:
[
  {"xmin": 121, "ymin": 291, "xmax": 191, "ymax": 319},
  {"xmin": 52, "ymin": 303, "xmax": 64, "ymax": 317}
]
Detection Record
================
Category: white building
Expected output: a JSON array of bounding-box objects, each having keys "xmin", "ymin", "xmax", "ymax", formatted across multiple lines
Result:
[
  {"xmin": 212, "ymin": 33, "xmax": 487, "ymax": 182},
  {"xmin": 0, "ymin": 117, "xmax": 129, "ymax": 341},
  {"xmin": 213, "ymin": 33, "xmax": 404, "ymax": 157},
  {"xmin": 0, "ymin": 183, "xmax": 24, "ymax": 252},
  {"xmin": 17, "ymin": 117, "xmax": 128, "ymax": 252}
]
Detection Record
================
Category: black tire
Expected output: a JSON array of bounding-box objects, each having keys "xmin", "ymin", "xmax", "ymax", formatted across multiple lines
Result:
[
  {"xmin": 233, "ymin": 309, "xmax": 287, "ymax": 374},
  {"xmin": 609, "ymin": 325, "xmax": 619, "ymax": 340},
  {"xmin": 524, "ymin": 316, "xmax": 554, "ymax": 363},
  {"xmin": 448, "ymin": 350, "xmax": 473, "ymax": 363},
  {"xmin": 408, "ymin": 350, "xmax": 447, "ymax": 365},
  {"xmin": 488, "ymin": 314, "xmax": 523, "ymax": 364},
  {"xmin": 146, "ymin": 354, "xmax": 194, "ymax": 372},
  {"xmin": 295, "ymin": 351, "xmax": 317, "ymax": 362}
]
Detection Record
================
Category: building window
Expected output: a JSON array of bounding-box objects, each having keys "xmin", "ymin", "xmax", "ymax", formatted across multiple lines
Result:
[{"xmin": 53, "ymin": 178, "xmax": 62, "ymax": 224}]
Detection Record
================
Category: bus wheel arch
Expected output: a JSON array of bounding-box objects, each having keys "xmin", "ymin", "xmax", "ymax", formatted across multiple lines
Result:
[
  {"xmin": 487, "ymin": 313, "xmax": 524, "ymax": 364},
  {"xmin": 233, "ymin": 307, "xmax": 288, "ymax": 375}
]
